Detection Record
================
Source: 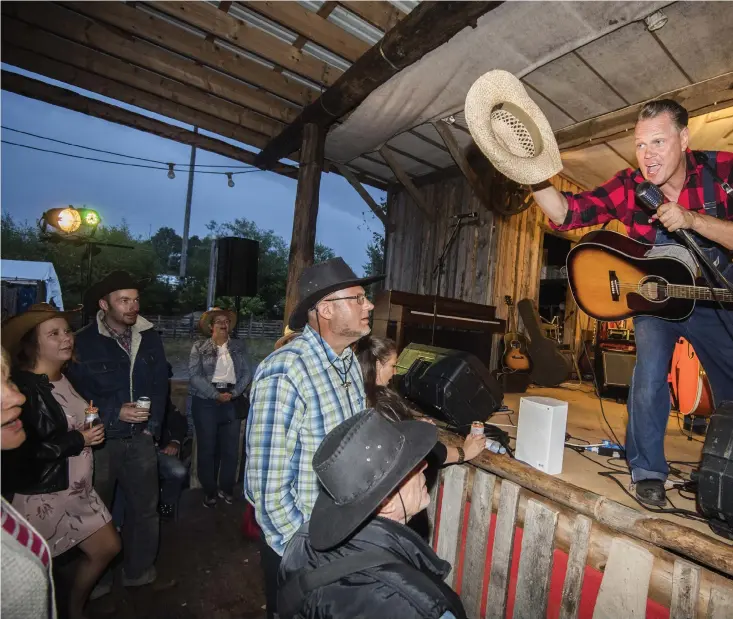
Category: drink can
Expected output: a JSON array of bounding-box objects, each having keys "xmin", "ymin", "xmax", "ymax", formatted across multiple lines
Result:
[
  {"xmin": 136, "ymin": 397, "xmax": 151, "ymax": 410},
  {"xmin": 471, "ymin": 422, "xmax": 485, "ymax": 437},
  {"xmin": 84, "ymin": 402, "xmax": 101, "ymax": 430}
]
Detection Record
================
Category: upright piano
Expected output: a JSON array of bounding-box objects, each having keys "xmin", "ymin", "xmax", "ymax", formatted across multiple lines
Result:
[{"xmin": 371, "ymin": 290, "xmax": 505, "ymax": 369}]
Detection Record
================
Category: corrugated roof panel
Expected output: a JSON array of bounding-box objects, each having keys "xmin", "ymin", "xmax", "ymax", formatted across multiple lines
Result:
[
  {"xmin": 389, "ymin": 1, "xmax": 419, "ymax": 14},
  {"xmin": 228, "ymin": 3, "xmax": 299, "ymax": 45},
  {"xmin": 298, "ymin": 1, "xmax": 324, "ymax": 12},
  {"xmin": 214, "ymin": 39, "xmax": 276, "ymax": 69},
  {"xmin": 137, "ymin": 4, "xmax": 208, "ymax": 38},
  {"xmin": 328, "ymin": 6, "xmax": 384, "ymax": 44},
  {"xmin": 301, "ymin": 42, "xmax": 351, "ymax": 71}
]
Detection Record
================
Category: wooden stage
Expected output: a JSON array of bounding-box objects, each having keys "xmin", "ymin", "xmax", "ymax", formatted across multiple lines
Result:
[{"xmin": 497, "ymin": 384, "xmax": 726, "ymax": 542}]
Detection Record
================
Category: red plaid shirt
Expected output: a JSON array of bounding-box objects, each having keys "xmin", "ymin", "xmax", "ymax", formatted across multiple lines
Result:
[{"xmin": 551, "ymin": 149, "xmax": 733, "ymax": 243}]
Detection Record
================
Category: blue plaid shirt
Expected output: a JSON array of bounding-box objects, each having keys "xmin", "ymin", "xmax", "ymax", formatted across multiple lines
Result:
[{"xmin": 244, "ymin": 325, "xmax": 366, "ymax": 555}]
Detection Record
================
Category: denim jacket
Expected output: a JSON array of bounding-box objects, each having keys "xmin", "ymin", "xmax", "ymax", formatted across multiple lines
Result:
[
  {"xmin": 66, "ymin": 312, "xmax": 169, "ymax": 440},
  {"xmin": 188, "ymin": 337, "xmax": 252, "ymax": 400}
]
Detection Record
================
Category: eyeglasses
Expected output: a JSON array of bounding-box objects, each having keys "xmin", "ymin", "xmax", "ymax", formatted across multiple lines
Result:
[{"xmin": 321, "ymin": 294, "xmax": 368, "ymax": 305}]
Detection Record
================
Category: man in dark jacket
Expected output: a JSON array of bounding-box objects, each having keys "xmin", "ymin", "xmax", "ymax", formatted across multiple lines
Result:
[
  {"xmin": 67, "ymin": 271, "xmax": 168, "ymax": 593},
  {"xmin": 277, "ymin": 409, "xmax": 466, "ymax": 619}
]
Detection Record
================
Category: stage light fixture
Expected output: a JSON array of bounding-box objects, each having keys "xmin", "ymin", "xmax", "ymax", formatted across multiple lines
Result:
[{"xmin": 40, "ymin": 206, "xmax": 101, "ymax": 236}]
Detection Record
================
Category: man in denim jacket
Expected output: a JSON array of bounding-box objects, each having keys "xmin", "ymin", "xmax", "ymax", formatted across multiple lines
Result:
[{"xmin": 67, "ymin": 271, "xmax": 168, "ymax": 593}]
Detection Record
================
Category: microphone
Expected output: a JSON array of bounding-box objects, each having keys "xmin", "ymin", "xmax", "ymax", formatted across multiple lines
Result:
[
  {"xmin": 635, "ymin": 180, "xmax": 664, "ymax": 211},
  {"xmin": 451, "ymin": 212, "xmax": 479, "ymax": 220}
]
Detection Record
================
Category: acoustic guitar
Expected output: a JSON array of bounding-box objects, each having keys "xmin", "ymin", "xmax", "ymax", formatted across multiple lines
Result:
[
  {"xmin": 501, "ymin": 296, "xmax": 531, "ymax": 372},
  {"xmin": 567, "ymin": 230, "xmax": 732, "ymax": 321},
  {"xmin": 516, "ymin": 298, "xmax": 571, "ymax": 387}
]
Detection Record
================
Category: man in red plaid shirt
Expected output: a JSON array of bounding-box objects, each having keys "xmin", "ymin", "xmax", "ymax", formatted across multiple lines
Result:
[{"xmin": 533, "ymin": 99, "xmax": 733, "ymax": 507}]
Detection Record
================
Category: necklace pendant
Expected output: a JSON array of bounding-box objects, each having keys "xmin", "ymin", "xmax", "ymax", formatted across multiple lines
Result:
[{"xmin": 344, "ymin": 381, "xmax": 351, "ymax": 389}]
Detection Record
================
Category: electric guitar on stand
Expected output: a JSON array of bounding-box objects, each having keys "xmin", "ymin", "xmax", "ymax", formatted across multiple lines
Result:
[{"xmin": 502, "ymin": 296, "xmax": 531, "ymax": 372}]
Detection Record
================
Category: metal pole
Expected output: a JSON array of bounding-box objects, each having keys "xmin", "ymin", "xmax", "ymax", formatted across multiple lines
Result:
[
  {"xmin": 206, "ymin": 238, "xmax": 218, "ymax": 309},
  {"xmin": 179, "ymin": 127, "xmax": 198, "ymax": 278}
]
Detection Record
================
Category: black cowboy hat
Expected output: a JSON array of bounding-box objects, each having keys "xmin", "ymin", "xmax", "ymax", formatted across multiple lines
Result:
[
  {"xmin": 288, "ymin": 258, "xmax": 385, "ymax": 330},
  {"xmin": 309, "ymin": 409, "xmax": 437, "ymax": 551},
  {"xmin": 84, "ymin": 270, "xmax": 149, "ymax": 310}
]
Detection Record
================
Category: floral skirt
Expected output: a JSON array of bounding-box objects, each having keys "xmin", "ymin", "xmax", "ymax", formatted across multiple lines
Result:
[{"xmin": 13, "ymin": 447, "xmax": 111, "ymax": 557}]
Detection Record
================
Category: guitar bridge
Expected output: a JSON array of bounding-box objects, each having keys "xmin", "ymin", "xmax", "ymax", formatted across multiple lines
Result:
[{"xmin": 609, "ymin": 270, "xmax": 620, "ymax": 302}]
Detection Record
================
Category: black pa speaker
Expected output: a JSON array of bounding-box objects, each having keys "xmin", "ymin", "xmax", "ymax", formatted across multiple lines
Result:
[
  {"xmin": 698, "ymin": 400, "xmax": 733, "ymax": 539},
  {"xmin": 215, "ymin": 237, "xmax": 259, "ymax": 298},
  {"xmin": 399, "ymin": 347, "xmax": 503, "ymax": 429}
]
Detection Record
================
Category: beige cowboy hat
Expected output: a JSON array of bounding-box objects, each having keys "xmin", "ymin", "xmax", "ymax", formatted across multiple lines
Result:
[
  {"xmin": 464, "ymin": 70, "xmax": 562, "ymax": 185},
  {"xmin": 1, "ymin": 303, "xmax": 82, "ymax": 358},
  {"xmin": 199, "ymin": 307, "xmax": 237, "ymax": 335},
  {"xmin": 274, "ymin": 326, "xmax": 300, "ymax": 351}
]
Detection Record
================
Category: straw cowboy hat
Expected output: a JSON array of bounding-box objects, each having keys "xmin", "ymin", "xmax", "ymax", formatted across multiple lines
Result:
[
  {"xmin": 84, "ymin": 270, "xmax": 148, "ymax": 309},
  {"xmin": 274, "ymin": 326, "xmax": 300, "ymax": 350},
  {"xmin": 199, "ymin": 307, "xmax": 237, "ymax": 335},
  {"xmin": 1, "ymin": 303, "xmax": 82, "ymax": 357},
  {"xmin": 464, "ymin": 69, "xmax": 562, "ymax": 185},
  {"xmin": 308, "ymin": 409, "xmax": 437, "ymax": 550},
  {"xmin": 288, "ymin": 258, "xmax": 385, "ymax": 331}
]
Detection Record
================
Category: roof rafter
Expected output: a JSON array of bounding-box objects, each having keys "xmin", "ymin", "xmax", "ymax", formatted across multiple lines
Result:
[{"xmin": 338, "ymin": 1, "xmax": 404, "ymax": 33}]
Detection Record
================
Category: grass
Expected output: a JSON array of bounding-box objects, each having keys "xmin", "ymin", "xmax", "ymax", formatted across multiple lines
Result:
[{"xmin": 163, "ymin": 336, "xmax": 278, "ymax": 380}]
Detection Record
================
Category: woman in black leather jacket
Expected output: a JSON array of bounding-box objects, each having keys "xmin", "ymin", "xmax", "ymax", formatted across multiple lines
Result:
[{"xmin": 2, "ymin": 304, "xmax": 121, "ymax": 619}]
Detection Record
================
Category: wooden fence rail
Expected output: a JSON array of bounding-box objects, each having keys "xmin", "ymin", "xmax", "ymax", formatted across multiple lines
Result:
[
  {"xmin": 151, "ymin": 315, "xmax": 283, "ymax": 339},
  {"xmin": 428, "ymin": 429, "xmax": 733, "ymax": 619}
]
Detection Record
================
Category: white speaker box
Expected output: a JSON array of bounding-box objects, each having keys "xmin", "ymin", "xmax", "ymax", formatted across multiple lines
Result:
[{"xmin": 515, "ymin": 396, "xmax": 568, "ymax": 475}]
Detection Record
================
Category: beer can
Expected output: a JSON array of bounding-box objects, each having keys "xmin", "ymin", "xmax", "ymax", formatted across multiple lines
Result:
[
  {"xmin": 471, "ymin": 421, "xmax": 485, "ymax": 437},
  {"xmin": 136, "ymin": 397, "xmax": 151, "ymax": 410},
  {"xmin": 84, "ymin": 402, "xmax": 101, "ymax": 430}
]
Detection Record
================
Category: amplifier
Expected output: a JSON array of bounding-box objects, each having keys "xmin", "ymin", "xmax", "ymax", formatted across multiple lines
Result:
[{"xmin": 602, "ymin": 351, "xmax": 636, "ymax": 387}]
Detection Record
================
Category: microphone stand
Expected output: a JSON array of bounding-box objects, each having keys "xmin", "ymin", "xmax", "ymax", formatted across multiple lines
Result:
[{"xmin": 431, "ymin": 219, "xmax": 464, "ymax": 345}]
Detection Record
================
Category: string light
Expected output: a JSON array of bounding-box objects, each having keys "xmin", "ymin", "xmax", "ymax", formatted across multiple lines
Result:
[
  {"xmin": 226, "ymin": 172, "xmax": 234, "ymax": 188},
  {"xmin": 167, "ymin": 163, "xmax": 176, "ymax": 179}
]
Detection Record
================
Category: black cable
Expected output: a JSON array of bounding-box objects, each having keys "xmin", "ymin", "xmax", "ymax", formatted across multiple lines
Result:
[
  {"xmin": 2, "ymin": 126, "xmax": 258, "ymax": 168},
  {"xmin": 1, "ymin": 140, "xmax": 264, "ymax": 175},
  {"xmin": 674, "ymin": 411, "xmax": 705, "ymax": 444}
]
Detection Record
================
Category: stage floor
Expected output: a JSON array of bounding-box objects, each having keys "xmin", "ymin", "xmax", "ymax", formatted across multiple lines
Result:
[{"xmin": 499, "ymin": 384, "xmax": 729, "ymax": 543}]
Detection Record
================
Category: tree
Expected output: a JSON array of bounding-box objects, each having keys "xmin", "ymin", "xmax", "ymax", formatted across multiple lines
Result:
[
  {"xmin": 150, "ymin": 227, "xmax": 182, "ymax": 273},
  {"xmin": 363, "ymin": 231, "xmax": 385, "ymax": 278}
]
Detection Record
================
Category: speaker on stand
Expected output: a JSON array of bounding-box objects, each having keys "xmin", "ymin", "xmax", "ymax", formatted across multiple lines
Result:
[{"xmin": 212, "ymin": 237, "xmax": 259, "ymax": 337}]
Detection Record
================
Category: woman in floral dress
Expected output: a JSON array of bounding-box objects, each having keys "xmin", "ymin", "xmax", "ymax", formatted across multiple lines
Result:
[{"xmin": 2, "ymin": 304, "xmax": 121, "ymax": 619}]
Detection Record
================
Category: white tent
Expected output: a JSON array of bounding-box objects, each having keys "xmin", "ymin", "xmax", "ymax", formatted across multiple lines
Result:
[{"xmin": 1, "ymin": 260, "xmax": 64, "ymax": 310}]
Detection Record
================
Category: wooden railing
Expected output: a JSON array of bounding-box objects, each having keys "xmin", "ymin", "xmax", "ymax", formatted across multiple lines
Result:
[
  {"xmin": 151, "ymin": 315, "xmax": 283, "ymax": 339},
  {"xmin": 428, "ymin": 430, "xmax": 733, "ymax": 619}
]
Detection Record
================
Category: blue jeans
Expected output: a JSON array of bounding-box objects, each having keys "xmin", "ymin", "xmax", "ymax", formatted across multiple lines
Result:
[
  {"xmin": 191, "ymin": 396, "xmax": 241, "ymax": 497},
  {"xmin": 627, "ymin": 305, "xmax": 733, "ymax": 482},
  {"xmin": 158, "ymin": 453, "xmax": 188, "ymax": 506}
]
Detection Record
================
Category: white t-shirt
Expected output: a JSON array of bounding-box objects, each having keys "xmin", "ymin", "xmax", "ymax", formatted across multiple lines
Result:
[{"xmin": 212, "ymin": 340, "xmax": 236, "ymax": 384}]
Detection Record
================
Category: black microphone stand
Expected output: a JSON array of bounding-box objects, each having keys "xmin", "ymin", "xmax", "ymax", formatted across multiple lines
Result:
[{"xmin": 430, "ymin": 218, "xmax": 465, "ymax": 345}]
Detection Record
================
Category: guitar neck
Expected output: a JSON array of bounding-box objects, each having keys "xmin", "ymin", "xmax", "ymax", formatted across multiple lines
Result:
[{"xmin": 668, "ymin": 283, "xmax": 733, "ymax": 303}]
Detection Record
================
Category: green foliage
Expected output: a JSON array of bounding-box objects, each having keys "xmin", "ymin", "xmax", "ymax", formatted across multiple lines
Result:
[{"xmin": 1, "ymin": 213, "xmax": 336, "ymax": 319}]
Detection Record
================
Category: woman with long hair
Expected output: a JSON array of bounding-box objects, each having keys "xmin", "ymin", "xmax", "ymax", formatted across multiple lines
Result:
[
  {"xmin": 356, "ymin": 336, "xmax": 484, "ymax": 465},
  {"xmin": 2, "ymin": 305, "xmax": 121, "ymax": 619}
]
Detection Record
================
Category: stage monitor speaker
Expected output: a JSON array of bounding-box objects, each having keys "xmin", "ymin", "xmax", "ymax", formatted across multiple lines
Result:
[
  {"xmin": 698, "ymin": 401, "xmax": 733, "ymax": 539},
  {"xmin": 215, "ymin": 237, "xmax": 259, "ymax": 298},
  {"xmin": 602, "ymin": 351, "xmax": 636, "ymax": 387},
  {"xmin": 398, "ymin": 344, "xmax": 503, "ymax": 429}
]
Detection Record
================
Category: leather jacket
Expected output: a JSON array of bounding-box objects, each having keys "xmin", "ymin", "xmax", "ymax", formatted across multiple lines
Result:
[{"xmin": 12, "ymin": 371, "xmax": 85, "ymax": 495}]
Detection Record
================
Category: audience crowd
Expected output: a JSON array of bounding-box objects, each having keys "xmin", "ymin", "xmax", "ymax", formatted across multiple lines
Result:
[{"xmin": 1, "ymin": 259, "xmax": 487, "ymax": 619}]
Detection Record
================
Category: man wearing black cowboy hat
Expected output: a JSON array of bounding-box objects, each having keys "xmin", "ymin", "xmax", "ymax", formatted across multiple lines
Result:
[
  {"xmin": 277, "ymin": 408, "xmax": 467, "ymax": 619},
  {"xmin": 67, "ymin": 271, "xmax": 168, "ymax": 592},
  {"xmin": 245, "ymin": 258, "xmax": 384, "ymax": 618}
]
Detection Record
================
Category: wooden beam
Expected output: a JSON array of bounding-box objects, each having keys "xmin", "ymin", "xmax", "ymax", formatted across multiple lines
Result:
[
  {"xmin": 432, "ymin": 120, "xmax": 493, "ymax": 211},
  {"xmin": 384, "ymin": 144, "xmax": 443, "ymax": 171},
  {"xmin": 64, "ymin": 1, "xmax": 317, "ymax": 106},
  {"xmin": 379, "ymin": 146, "xmax": 433, "ymax": 220},
  {"xmin": 556, "ymin": 71, "xmax": 733, "ymax": 151},
  {"xmin": 4, "ymin": 2, "xmax": 299, "ymax": 124},
  {"xmin": 334, "ymin": 163, "xmax": 386, "ymax": 225},
  {"xmin": 3, "ymin": 46, "xmax": 272, "ymax": 150},
  {"xmin": 241, "ymin": 1, "xmax": 369, "ymax": 63},
  {"xmin": 256, "ymin": 2, "xmax": 503, "ymax": 168},
  {"xmin": 339, "ymin": 1, "xmax": 404, "ymax": 32},
  {"xmin": 284, "ymin": 124, "xmax": 325, "ymax": 327},
  {"xmin": 0, "ymin": 70, "xmax": 298, "ymax": 179},
  {"xmin": 2, "ymin": 19, "xmax": 283, "ymax": 139},
  {"xmin": 147, "ymin": 1, "xmax": 342, "ymax": 86}
]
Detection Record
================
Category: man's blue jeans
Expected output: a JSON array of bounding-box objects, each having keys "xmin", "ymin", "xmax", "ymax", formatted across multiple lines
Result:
[{"xmin": 627, "ymin": 305, "xmax": 733, "ymax": 482}]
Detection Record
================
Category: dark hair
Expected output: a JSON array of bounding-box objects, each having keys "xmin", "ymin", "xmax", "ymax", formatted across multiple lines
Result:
[
  {"xmin": 15, "ymin": 327, "xmax": 40, "ymax": 371},
  {"xmin": 373, "ymin": 386, "xmax": 414, "ymax": 423},
  {"xmin": 637, "ymin": 99, "xmax": 688, "ymax": 130},
  {"xmin": 356, "ymin": 336, "xmax": 397, "ymax": 408}
]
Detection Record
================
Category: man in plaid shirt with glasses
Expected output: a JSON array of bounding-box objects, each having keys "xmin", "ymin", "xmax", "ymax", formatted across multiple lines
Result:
[
  {"xmin": 245, "ymin": 258, "xmax": 384, "ymax": 619},
  {"xmin": 532, "ymin": 99, "xmax": 733, "ymax": 508}
]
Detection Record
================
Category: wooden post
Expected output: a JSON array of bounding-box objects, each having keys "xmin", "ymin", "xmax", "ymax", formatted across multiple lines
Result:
[{"xmin": 283, "ymin": 123, "xmax": 325, "ymax": 326}]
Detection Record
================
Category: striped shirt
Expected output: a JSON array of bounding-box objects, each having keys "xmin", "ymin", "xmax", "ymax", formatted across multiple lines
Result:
[
  {"xmin": 245, "ymin": 325, "xmax": 366, "ymax": 555},
  {"xmin": 1, "ymin": 499, "xmax": 50, "ymax": 567}
]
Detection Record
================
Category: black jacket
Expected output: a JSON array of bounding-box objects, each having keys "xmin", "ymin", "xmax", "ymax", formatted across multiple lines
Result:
[
  {"xmin": 279, "ymin": 516, "xmax": 467, "ymax": 619},
  {"xmin": 11, "ymin": 371, "xmax": 85, "ymax": 495}
]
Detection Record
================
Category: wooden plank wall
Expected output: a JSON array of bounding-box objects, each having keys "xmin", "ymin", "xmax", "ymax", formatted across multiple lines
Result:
[{"xmin": 385, "ymin": 171, "xmax": 627, "ymax": 354}]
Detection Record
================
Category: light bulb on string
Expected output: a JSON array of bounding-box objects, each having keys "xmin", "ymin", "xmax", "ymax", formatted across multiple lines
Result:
[
  {"xmin": 167, "ymin": 163, "xmax": 175, "ymax": 179},
  {"xmin": 226, "ymin": 172, "xmax": 234, "ymax": 188}
]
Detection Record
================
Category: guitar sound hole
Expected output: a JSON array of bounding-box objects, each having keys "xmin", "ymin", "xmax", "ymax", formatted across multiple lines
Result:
[{"xmin": 638, "ymin": 275, "xmax": 669, "ymax": 302}]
